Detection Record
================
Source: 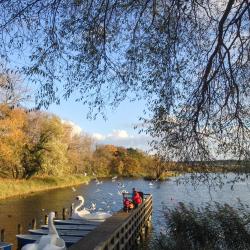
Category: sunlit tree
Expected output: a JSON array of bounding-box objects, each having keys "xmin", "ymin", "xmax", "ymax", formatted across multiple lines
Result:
[
  {"xmin": 0, "ymin": 104, "xmax": 27, "ymax": 178},
  {"xmin": 22, "ymin": 112, "xmax": 69, "ymax": 178}
]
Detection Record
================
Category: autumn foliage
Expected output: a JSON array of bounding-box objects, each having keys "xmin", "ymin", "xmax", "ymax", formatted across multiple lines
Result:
[{"xmin": 0, "ymin": 104, "xmax": 160, "ymax": 179}]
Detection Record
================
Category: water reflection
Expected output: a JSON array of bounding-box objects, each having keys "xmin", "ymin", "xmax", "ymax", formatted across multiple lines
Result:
[{"xmin": 1, "ymin": 174, "xmax": 250, "ymax": 249}]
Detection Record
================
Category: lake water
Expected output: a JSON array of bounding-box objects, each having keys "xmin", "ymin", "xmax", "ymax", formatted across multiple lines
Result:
[{"xmin": 1, "ymin": 173, "xmax": 250, "ymax": 249}]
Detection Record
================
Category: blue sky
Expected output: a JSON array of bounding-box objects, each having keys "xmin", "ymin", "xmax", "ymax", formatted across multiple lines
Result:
[
  {"xmin": 46, "ymin": 96, "xmax": 151, "ymax": 151},
  {"xmin": 4, "ymin": 30, "xmax": 151, "ymax": 151},
  {"xmin": 5, "ymin": 57, "xmax": 151, "ymax": 151}
]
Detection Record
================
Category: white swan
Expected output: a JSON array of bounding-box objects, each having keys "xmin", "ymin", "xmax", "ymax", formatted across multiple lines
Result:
[
  {"xmin": 71, "ymin": 196, "xmax": 111, "ymax": 221},
  {"xmin": 21, "ymin": 212, "xmax": 66, "ymax": 250},
  {"xmin": 82, "ymin": 211, "xmax": 112, "ymax": 221},
  {"xmin": 71, "ymin": 196, "xmax": 90, "ymax": 219}
]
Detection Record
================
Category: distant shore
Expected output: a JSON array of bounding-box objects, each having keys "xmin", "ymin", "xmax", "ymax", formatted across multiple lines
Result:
[
  {"xmin": 0, "ymin": 172, "xmax": 179, "ymax": 200},
  {"xmin": 0, "ymin": 175, "xmax": 91, "ymax": 200},
  {"xmin": 143, "ymin": 171, "xmax": 179, "ymax": 181}
]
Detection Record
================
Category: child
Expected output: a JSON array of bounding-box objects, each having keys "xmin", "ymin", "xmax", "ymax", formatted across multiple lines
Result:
[{"xmin": 123, "ymin": 197, "xmax": 130, "ymax": 212}]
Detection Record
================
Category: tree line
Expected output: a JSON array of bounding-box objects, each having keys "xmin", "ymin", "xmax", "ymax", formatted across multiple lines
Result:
[{"xmin": 0, "ymin": 103, "xmax": 169, "ymax": 179}]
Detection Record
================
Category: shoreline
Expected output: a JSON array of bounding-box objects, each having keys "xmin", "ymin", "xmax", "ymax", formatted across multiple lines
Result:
[
  {"xmin": 0, "ymin": 175, "xmax": 91, "ymax": 200},
  {"xmin": 0, "ymin": 172, "xmax": 178, "ymax": 201}
]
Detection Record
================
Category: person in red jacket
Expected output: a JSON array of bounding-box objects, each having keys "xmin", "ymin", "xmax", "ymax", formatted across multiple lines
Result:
[{"xmin": 133, "ymin": 191, "xmax": 142, "ymax": 208}]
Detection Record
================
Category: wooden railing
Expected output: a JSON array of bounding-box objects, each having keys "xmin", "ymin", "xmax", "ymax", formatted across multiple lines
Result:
[{"xmin": 70, "ymin": 194, "xmax": 153, "ymax": 250}]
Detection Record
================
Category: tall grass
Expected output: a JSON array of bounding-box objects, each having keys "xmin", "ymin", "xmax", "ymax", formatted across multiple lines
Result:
[
  {"xmin": 151, "ymin": 202, "xmax": 250, "ymax": 250},
  {"xmin": 0, "ymin": 175, "xmax": 90, "ymax": 200}
]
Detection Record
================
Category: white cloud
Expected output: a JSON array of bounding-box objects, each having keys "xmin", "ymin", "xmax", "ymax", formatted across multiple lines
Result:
[
  {"xmin": 92, "ymin": 133, "xmax": 106, "ymax": 141},
  {"xmin": 109, "ymin": 130, "xmax": 129, "ymax": 139},
  {"xmin": 61, "ymin": 120, "xmax": 82, "ymax": 136},
  {"xmin": 92, "ymin": 129, "xmax": 151, "ymax": 150}
]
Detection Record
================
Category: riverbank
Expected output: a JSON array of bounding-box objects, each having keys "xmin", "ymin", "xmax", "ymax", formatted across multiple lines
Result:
[
  {"xmin": 143, "ymin": 171, "xmax": 179, "ymax": 181},
  {"xmin": 0, "ymin": 175, "xmax": 91, "ymax": 200}
]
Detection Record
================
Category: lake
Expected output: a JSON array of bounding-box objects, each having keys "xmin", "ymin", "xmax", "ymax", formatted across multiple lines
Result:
[{"xmin": 1, "ymin": 173, "xmax": 250, "ymax": 248}]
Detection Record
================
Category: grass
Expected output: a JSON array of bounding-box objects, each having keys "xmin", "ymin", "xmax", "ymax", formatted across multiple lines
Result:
[{"xmin": 0, "ymin": 175, "xmax": 91, "ymax": 200}]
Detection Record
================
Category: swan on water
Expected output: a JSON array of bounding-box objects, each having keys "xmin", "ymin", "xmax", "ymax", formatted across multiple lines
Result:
[
  {"xmin": 71, "ymin": 195, "xmax": 112, "ymax": 220},
  {"xmin": 82, "ymin": 211, "xmax": 112, "ymax": 221},
  {"xmin": 71, "ymin": 196, "xmax": 111, "ymax": 221},
  {"xmin": 71, "ymin": 196, "xmax": 90, "ymax": 219},
  {"xmin": 21, "ymin": 212, "xmax": 66, "ymax": 250}
]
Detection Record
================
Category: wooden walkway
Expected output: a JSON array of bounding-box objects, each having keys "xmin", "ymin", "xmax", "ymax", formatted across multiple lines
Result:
[
  {"xmin": 16, "ymin": 194, "xmax": 153, "ymax": 250},
  {"xmin": 70, "ymin": 194, "xmax": 153, "ymax": 250}
]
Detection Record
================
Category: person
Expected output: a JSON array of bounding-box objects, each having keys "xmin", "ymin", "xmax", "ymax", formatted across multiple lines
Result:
[
  {"xmin": 132, "ymin": 187, "xmax": 136, "ymax": 199},
  {"xmin": 123, "ymin": 197, "xmax": 130, "ymax": 212},
  {"xmin": 123, "ymin": 197, "xmax": 134, "ymax": 212},
  {"xmin": 129, "ymin": 202, "xmax": 134, "ymax": 209},
  {"xmin": 133, "ymin": 191, "xmax": 142, "ymax": 208}
]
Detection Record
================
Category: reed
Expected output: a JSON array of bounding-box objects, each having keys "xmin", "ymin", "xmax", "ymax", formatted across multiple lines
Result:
[
  {"xmin": 0, "ymin": 175, "xmax": 90, "ymax": 200},
  {"xmin": 151, "ymin": 201, "xmax": 250, "ymax": 250}
]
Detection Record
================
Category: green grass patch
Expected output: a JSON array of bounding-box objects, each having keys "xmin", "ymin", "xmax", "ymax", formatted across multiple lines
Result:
[{"xmin": 0, "ymin": 175, "xmax": 90, "ymax": 200}]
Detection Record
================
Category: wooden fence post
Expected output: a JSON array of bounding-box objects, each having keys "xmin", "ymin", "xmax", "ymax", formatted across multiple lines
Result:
[
  {"xmin": 1, "ymin": 229, "xmax": 5, "ymax": 242},
  {"xmin": 44, "ymin": 215, "xmax": 48, "ymax": 225},
  {"xmin": 17, "ymin": 224, "xmax": 23, "ymax": 234},
  {"xmin": 62, "ymin": 208, "xmax": 67, "ymax": 220},
  {"xmin": 70, "ymin": 203, "xmax": 74, "ymax": 217},
  {"xmin": 32, "ymin": 218, "xmax": 37, "ymax": 229}
]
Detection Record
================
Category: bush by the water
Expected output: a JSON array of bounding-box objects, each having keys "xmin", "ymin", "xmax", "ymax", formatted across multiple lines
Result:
[{"xmin": 151, "ymin": 202, "xmax": 250, "ymax": 250}]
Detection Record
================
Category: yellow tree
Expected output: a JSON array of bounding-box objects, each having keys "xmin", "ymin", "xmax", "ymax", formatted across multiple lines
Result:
[
  {"xmin": 92, "ymin": 145, "xmax": 118, "ymax": 176},
  {"xmin": 62, "ymin": 122, "xmax": 94, "ymax": 174},
  {"xmin": 22, "ymin": 112, "xmax": 69, "ymax": 178},
  {"xmin": 0, "ymin": 104, "xmax": 27, "ymax": 178}
]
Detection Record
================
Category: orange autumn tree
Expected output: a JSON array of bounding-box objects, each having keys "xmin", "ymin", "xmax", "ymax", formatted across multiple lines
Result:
[
  {"xmin": 92, "ymin": 145, "xmax": 118, "ymax": 176},
  {"xmin": 0, "ymin": 104, "xmax": 27, "ymax": 178}
]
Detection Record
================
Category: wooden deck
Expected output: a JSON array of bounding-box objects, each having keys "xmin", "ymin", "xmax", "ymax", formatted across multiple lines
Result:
[{"xmin": 69, "ymin": 194, "xmax": 153, "ymax": 250}]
